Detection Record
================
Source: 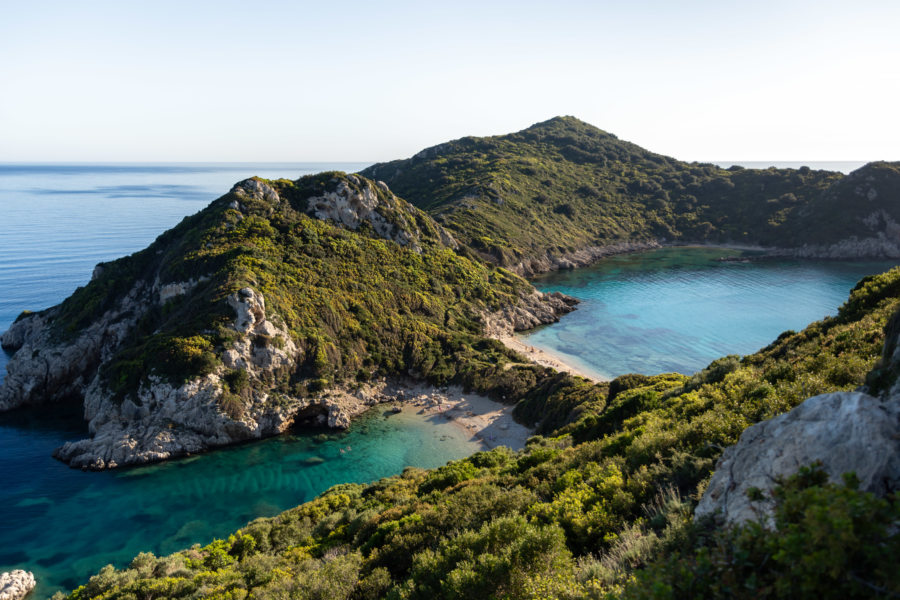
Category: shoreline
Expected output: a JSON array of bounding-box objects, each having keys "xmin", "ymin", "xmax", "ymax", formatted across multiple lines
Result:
[
  {"xmin": 493, "ymin": 333, "xmax": 609, "ymax": 383},
  {"xmin": 387, "ymin": 382, "xmax": 533, "ymax": 451}
]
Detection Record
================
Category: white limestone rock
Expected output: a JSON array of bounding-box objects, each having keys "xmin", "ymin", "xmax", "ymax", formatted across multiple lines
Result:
[
  {"xmin": 231, "ymin": 178, "xmax": 279, "ymax": 203},
  {"xmin": 0, "ymin": 570, "xmax": 35, "ymax": 600},
  {"xmin": 695, "ymin": 390, "xmax": 900, "ymax": 526},
  {"xmin": 0, "ymin": 281, "xmax": 150, "ymax": 411},
  {"xmin": 483, "ymin": 289, "xmax": 578, "ymax": 336}
]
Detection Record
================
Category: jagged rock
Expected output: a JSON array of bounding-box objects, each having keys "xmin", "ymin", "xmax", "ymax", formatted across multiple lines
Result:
[
  {"xmin": 306, "ymin": 179, "xmax": 422, "ymax": 248},
  {"xmin": 0, "ymin": 570, "xmax": 35, "ymax": 600},
  {"xmin": 695, "ymin": 390, "xmax": 900, "ymax": 525},
  {"xmin": 483, "ymin": 289, "xmax": 578, "ymax": 336},
  {"xmin": 53, "ymin": 287, "xmax": 302, "ymax": 469},
  {"xmin": 231, "ymin": 178, "xmax": 279, "ymax": 203},
  {"xmin": 303, "ymin": 178, "xmax": 458, "ymax": 252},
  {"xmin": 0, "ymin": 282, "xmax": 150, "ymax": 411}
]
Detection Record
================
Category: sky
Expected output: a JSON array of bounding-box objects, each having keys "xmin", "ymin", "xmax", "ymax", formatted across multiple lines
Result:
[{"xmin": 1, "ymin": 0, "xmax": 898, "ymax": 163}]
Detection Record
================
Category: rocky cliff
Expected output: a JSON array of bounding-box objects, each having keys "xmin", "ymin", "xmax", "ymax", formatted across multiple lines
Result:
[{"xmin": 0, "ymin": 172, "xmax": 571, "ymax": 469}]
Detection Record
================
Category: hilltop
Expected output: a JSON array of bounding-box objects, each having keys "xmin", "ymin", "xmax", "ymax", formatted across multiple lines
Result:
[
  {"xmin": 0, "ymin": 172, "xmax": 584, "ymax": 469},
  {"xmin": 363, "ymin": 116, "xmax": 900, "ymax": 274}
]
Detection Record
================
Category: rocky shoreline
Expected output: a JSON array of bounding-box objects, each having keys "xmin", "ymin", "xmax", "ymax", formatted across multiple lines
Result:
[
  {"xmin": 507, "ymin": 234, "xmax": 900, "ymax": 278},
  {"xmin": 0, "ymin": 276, "xmax": 573, "ymax": 470}
]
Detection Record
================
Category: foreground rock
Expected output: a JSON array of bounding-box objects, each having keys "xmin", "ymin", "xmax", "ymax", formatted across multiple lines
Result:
[
  {"xmin": 0, "ymin": 570, "xmax": 35, "ymax": 600},
  {"xmin": 695, "ymin": 390, "xmax": 900, "ymax": 525}
]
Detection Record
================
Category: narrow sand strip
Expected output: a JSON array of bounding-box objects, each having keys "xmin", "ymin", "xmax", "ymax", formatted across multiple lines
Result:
[{"xmin": 494, "ymin": 334, "xmax": 609, "ymax": 383}]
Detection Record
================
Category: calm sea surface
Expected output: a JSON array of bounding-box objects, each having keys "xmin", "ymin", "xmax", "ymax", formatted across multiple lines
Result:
[
  {"xmin": 523, "ymin": 248, "xmax": 897, "ymax": 380},
  {"xmin": 0, "ymin": 164, "xmax": 483, "ymax": 597},
  {"xmin": 0, "ymin": 161, "xmax": 892, "ymax": 595}
]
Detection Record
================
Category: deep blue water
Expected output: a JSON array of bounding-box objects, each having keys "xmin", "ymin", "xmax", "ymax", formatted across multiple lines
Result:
[
  {"xmin": 523, "ymin": 247, "xmax": 898, "ymax": 380},
  {"xmin": 0, "ymin": 164, "xmax": 484, "ymax": 597}
]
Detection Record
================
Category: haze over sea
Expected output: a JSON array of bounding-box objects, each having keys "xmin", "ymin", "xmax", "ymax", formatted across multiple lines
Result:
[{"xmin": 0, "ymin": 161, "xmax": 892, "ymax": 595}]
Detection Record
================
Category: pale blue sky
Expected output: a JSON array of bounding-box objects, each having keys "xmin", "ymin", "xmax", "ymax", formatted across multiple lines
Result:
[{"xmin": 1, "ymin": 1, "xmax": 897, "ymax": 162}]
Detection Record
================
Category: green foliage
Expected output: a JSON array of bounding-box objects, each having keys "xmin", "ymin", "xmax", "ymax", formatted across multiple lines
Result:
[
  {"xmin": 364, "ymin": 117, "xmax": 898, "ymax": 271},
  {"xmin": 625, "ymin": 465, "xmax": 900, "ymax": 599},
  {"xmin": 43, "ymin": 124, "xmax": 900, "ymax": 598},
  {"xmin": 60, "ymin": 267, "xmax": 900, "ymax": 599},
  {"xmin": 48, "ymin": 171, "xmax": 596, "ymax": 406}
]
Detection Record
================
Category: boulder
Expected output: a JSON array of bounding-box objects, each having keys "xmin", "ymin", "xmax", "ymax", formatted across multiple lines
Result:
[
  {"xmin": 0, "ymin": 570, "xmax": 35, "ymax": 600},
  {"xmin": 695, "ymin": 390, "xmax": 900, "ymax": 525}
]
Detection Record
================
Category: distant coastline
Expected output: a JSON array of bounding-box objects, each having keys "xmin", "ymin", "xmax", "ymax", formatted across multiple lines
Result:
[{"xmin": 711, "ymin": 160, "xmax": 867, "ymax": 174}]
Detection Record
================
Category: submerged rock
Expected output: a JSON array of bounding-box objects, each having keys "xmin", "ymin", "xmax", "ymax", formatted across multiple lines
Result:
[{"xmin": 0, "ymin": 570, "xmax": 35, "ymax": 600}]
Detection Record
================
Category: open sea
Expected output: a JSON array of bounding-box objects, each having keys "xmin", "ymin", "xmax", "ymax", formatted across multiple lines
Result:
[{"xmin": 0, "ymin": 160, "xmax": 893, "ymax": 596}]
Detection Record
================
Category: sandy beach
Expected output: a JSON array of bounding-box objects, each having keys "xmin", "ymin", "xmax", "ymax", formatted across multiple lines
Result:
[
  {"xmin": 494, "ymin": 333, "xmax": 608, "ymax": 383},
  {"xmin": 385, "ymin": 382, "xmax": 533, "ymax": 451}
]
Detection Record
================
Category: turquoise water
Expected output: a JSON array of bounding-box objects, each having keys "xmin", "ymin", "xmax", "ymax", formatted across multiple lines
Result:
[
  {"xmin": 522, "ymin": 248, "xmax": 898, "ymax": 379},
  {"xmin": 1, "ymin": 164, "xmax": 895, "ymax": 596},
  {"xmin": 0, "ymin": 163, "xmax": 484, "ymax": 597},
  {"xmin": 0, "ymin": 404, "xmax": 480, "ymax": 597}
]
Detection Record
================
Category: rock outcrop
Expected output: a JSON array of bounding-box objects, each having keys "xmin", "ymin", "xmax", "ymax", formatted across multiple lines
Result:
[
  {"xmin": 696, "ymin": 311, "xmax": 900, "ymax": 525},
  {"xmin": 304, "ymin": 176, "xmax": 458, "ymax": 252},
  {"xmin": 0, "ymin": 281, "xmax": 151, "ymax": 411},
  {"xmin": 695, "ymin": 390, "xmax": 900, "ymax": 525},
  {"xmin": 0, "ymin": 570, "xmax": 35, "ymax": 600},
  {"xmin": 53, "ymin": 286, "xmax": 315, "ymax": 469},
  {"xmin": 483, "ymin": 289, "xmax": 578, "ymax": 336}
]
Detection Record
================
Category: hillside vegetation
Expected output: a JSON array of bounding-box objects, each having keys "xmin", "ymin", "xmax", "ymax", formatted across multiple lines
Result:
[
  {"xmin": 59, "ymin": 268, "xmax": 900, "ymax": 599},
  {"xmin": 363, "ymin": 117, "xmax": 900, "ymax": 272},
  {"xmin": 16, "ymin": 172, "xmax": 589, "ymax": 414}
]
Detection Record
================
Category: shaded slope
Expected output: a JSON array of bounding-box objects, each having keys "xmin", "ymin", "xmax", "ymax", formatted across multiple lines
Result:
[{"xmin": 363, "ymin": 117, "xmax": 900, "ymax": 274}]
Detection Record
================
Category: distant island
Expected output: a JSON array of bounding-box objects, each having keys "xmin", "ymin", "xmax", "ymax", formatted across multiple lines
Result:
[{"xmin": 1, "ymin": 117, "xmax": 899, "ymax": 599}]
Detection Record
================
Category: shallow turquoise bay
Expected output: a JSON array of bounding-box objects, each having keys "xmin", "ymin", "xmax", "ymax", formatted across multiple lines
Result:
[{"xmin": 522, "ymin": 247, "xmax": 897, "ymax": 379}]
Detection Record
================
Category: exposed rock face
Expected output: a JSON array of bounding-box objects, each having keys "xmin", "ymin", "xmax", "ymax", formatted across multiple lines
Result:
[
  {"xmin": 507, "ymin": 241, "xmax": 661, "ymax": 277},
  {"xmin": 695, "ymin": 391, "xmax": 900, "ymax": 526},
  {"xmin": 47, "ymin": 285, "xmax": 409, "ymax": 469},
  {"xmin": 0, "ymin": 282, "xmax": 151, "ymax": 411},
  {"xmin": 483, "ymin": 289, "xmax": 578, "ymax": 336},
  {"xmin": 0, "ymin": 570, "xmax": 35, "ymax": 600},
  {"xmin": 223, "ymin": 287, "xmax": 298, "ymax": 374},
  {"xmin": 53, "ymin": 286, "xmax": 296, "ymax": 469},
  {"xmin": 304, "ymin": 177, "xmax": 458, "ymax": 252},
  {"xmin": 231, "ymin": 178, "xmax": 280, "ymax": 204}
]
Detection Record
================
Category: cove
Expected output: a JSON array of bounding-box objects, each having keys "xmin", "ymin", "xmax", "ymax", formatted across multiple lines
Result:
[
  {"xmin": 0, "ymin": 404, "xmax": 481, "ymax": 597},
  {"xmin": 521, "ymin": 247, "xmax": 898, "ymax": 380}
]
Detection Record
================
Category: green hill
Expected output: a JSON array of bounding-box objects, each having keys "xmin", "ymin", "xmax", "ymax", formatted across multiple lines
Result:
[
  {"xmin": 0, "ymin": 172, "xmax": 582, "ymax": 468},
  {"xmin": 363, "ymin": 117, "xmax": 900, "ymax": 273},
  {"xmin": 57, "ymin": 267, "xmax": 900, "ymax": 599}
]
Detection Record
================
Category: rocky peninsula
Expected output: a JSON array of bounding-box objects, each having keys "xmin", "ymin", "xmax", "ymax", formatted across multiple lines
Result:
[{"xmin": 0, "ymin": 173, "xmax": 575, "ymax": 469}]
